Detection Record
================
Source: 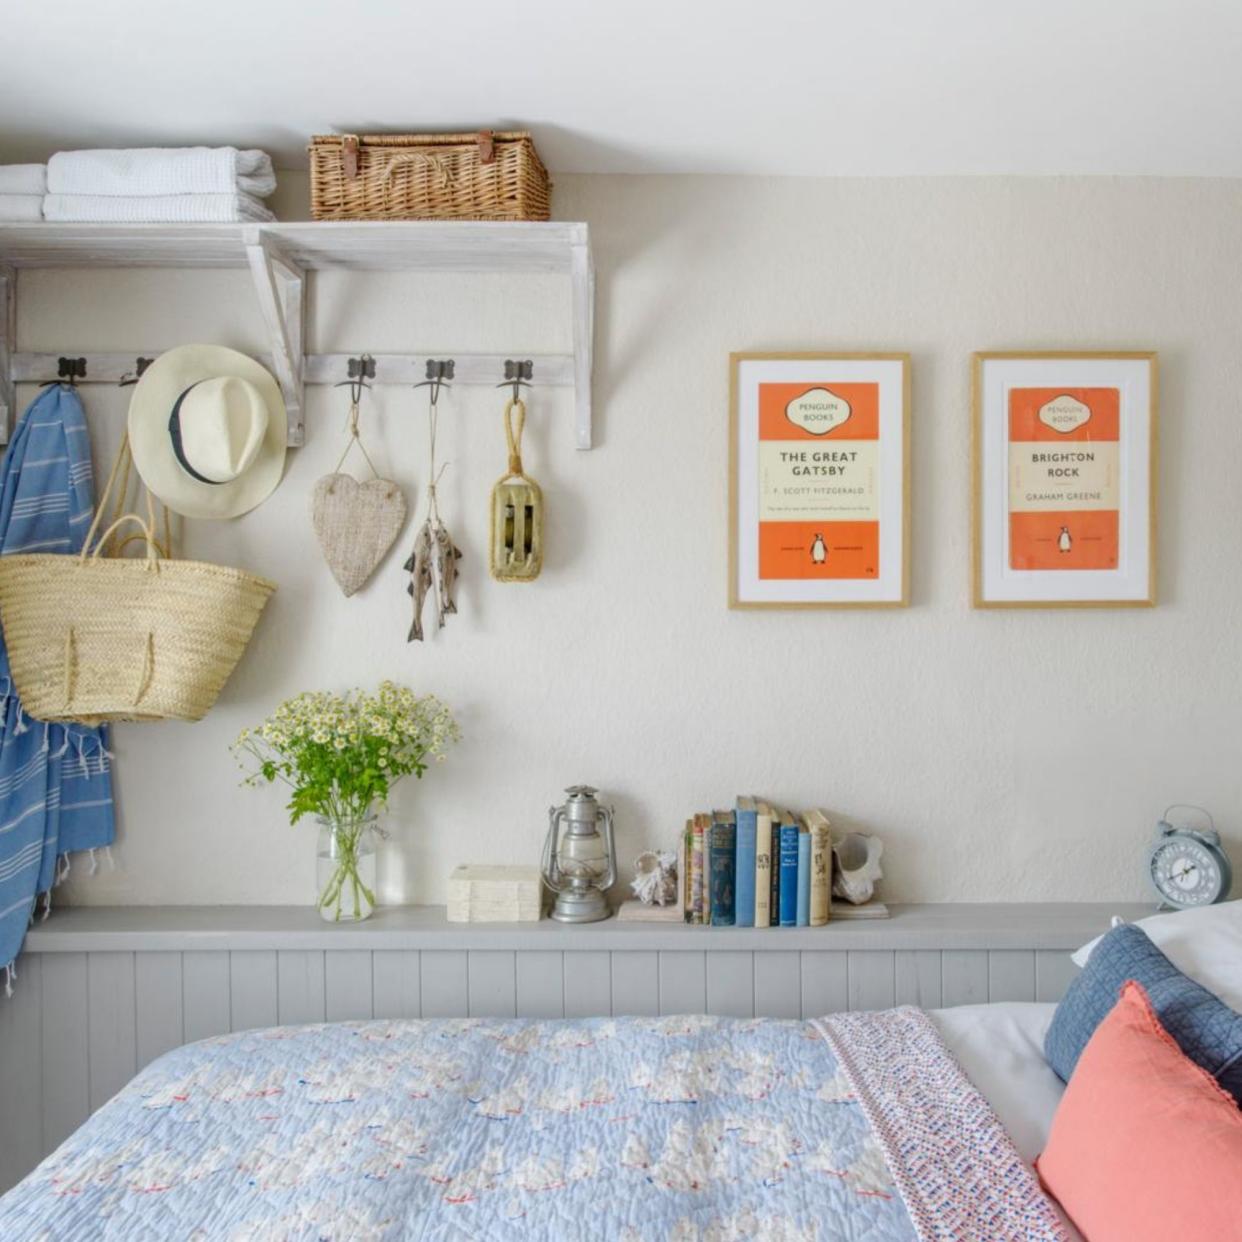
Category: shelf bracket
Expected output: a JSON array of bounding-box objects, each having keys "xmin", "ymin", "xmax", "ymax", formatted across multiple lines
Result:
[
  {"xmin": 243, "ymin": 229, "xmax": 305, "ymax": 446},
  {"xmin": 0, "ymin": 265, "xmax": 14, "ymax": 446},
  {"xmin": 569, "ymin": 226, "xmax": 594, "ymax": 450}
]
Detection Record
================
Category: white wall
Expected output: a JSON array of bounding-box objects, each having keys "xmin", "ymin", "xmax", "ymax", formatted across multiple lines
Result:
[{"xmin": 29, "ymin": 174, "xmax": 1242, "ymax": 909}]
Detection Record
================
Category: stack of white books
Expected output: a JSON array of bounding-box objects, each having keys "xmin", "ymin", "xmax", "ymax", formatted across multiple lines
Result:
[{"xmin": 447, "ymin": 864, "xmax": 543, "ymax": 923}]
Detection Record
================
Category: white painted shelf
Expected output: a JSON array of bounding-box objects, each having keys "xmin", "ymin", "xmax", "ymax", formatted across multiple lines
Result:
[
  {"xmin": 0, "ymin": 220, "xmax": 596, "ymax": 448},
  {"xmin": 0, "ymin": 220, "xmax": 590, "ymax": 272},
  {"xmin": 22, "ymin": 901, "xmax": 1147, "ymax": 953}
]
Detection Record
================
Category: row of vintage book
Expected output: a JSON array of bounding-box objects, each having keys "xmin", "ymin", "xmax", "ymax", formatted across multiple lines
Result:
[{"xmin": 682, "ymin": 798, "xmax": 833, "ymax": 927}]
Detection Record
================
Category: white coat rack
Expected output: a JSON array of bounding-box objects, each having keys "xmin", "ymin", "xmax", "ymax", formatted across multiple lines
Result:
[{"xmin": 0, "ymin": 220, "xmax": 595, "ymax": 450}]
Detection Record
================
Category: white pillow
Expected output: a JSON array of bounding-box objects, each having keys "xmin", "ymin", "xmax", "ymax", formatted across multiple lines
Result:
[{"xmin": 1071, "ymin": 900, "xmax": 1242, "ymax": 1012}]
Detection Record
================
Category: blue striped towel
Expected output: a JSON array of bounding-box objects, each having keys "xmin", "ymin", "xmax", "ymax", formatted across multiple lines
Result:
[{"xmin": 0, "ymin": 385, "xmax": 115, "ymax": 993}]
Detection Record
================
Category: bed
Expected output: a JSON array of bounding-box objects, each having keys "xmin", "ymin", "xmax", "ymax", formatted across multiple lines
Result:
[{"xmin": 0, "ymin": 1000, "xmax": 1077, "ymax": 1241}]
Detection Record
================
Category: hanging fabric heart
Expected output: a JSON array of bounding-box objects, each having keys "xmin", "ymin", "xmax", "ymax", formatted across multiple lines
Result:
[
  {"xmin": 311, "ymin": 385, "xmax": 408, "ymax": 597},
  {"xmin": 312, "ymin": 474, "xmax": 407, "ymax": 597}
]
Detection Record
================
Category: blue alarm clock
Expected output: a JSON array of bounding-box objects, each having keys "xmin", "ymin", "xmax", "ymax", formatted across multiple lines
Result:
[{"xmin": 1147, "ymin": 806, "xmax": 1232, "ymax": 910}]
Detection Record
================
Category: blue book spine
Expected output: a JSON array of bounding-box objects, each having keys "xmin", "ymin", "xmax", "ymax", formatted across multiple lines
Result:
[
  {"xmin": 734, "ymin": 803, "xmax": 757, "ymax": 928},
  {"xmin": 778, "ymin": 824, "xmax": 799, "ymax": 927},
  {"xmin": 710, "ymin": 819, "xmax": 736, "ymax": 926},
  {"xmin": 796, "ymin": 832, "xmax": 811, "ymax": 927},
  {"xmin": 769, "ymin": 830, "xmax": 782, "ymax": 926}
]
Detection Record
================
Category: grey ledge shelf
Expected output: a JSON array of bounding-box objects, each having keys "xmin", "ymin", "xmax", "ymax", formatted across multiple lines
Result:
[{"xmin": 23, "ymin": 902, "xmax": 1152, "ymax": 955}]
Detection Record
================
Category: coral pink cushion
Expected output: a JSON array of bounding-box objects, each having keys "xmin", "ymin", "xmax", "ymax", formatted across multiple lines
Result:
[{"xmin": 1037, "ymin": 980, "xmax": 1242, "ymax": 1242}]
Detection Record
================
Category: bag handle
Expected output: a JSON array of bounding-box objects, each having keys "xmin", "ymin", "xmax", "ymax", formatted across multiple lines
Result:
[
  {"xmin": 80, "ymin": 514, "xmax": 159, "ymax": 569},
  {"xmin": 85, "ymin": 434, "xmax": 174, "ymax": 562},
  {"xmin": 379, "ymin": 151, "xmax": 454, "ymax": 189}
]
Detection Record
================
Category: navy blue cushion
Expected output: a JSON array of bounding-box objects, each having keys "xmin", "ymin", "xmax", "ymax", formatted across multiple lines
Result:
[{"xmin": 1045, "ymin": 923, "xmax": 1242, "ymax": 1103}]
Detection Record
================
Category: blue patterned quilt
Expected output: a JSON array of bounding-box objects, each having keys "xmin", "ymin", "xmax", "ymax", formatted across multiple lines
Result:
[{"xmin": 0, "ymin": 1010, "xmax": 1068, "ymax": 1241}]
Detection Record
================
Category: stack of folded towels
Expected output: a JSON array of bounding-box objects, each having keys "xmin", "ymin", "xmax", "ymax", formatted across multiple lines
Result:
[
  {"xmin": 0, "ymin": 147, "xmax": 277, "ymax": 223},
  {"xmin": 0, "ymin": 164, "xmax": 47, "ymax": 221}
]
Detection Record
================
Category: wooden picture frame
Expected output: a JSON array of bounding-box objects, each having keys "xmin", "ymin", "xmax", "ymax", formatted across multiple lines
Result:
[
  {"xmin": 972, "ymin": 351, "xmax": 1157, "ymax": 608},
  {"xmin": 729, "ymin": 352, "xmax": 910, "ymax": 608}
]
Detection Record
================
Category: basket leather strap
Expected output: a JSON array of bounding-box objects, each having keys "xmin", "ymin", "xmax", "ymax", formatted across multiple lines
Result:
[{"xmin": 342, "ymin": 134, "xmax": 360, "ymax": 180}]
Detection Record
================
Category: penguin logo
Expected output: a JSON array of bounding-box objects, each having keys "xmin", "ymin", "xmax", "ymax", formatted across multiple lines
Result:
[
  {"xmin": 810, "ymin": 534, "xmax": 827, "ymax": 564},
  {"xmin": 1058, "ymin": 526, "xmax": 1072, "ymax": 553}
]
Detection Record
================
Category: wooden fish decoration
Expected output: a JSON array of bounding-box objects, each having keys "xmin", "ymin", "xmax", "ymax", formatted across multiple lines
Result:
[{"xmin": 404, "ymin": 516, "xmax": 462, "ymax": 642}]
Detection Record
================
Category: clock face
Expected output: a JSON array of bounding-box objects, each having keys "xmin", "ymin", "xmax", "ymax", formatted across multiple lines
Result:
[{"xmin": 1150, "ymin": 837, "xmax": 1224, "ymax": 908}]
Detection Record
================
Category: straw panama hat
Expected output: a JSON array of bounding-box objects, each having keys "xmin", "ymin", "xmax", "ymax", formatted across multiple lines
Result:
[{"xmin": 128, "ymin": 344, "xmax": 287, "ymax": 519}]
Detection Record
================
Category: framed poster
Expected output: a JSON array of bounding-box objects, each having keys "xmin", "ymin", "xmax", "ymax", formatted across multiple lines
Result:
[
  {"xmin": 729, "ymin": 352, "xmax": 909, "ymax": 608},
  {"xmin": 973, "ymin": 351, "xmax": 1157, "ymax": 608}
]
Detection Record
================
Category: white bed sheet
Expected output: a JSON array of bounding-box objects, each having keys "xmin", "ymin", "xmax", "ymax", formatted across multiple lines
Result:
[{"xmin": 930, "ymin": 1001, "xmax": 1082, "ymax": 1241}]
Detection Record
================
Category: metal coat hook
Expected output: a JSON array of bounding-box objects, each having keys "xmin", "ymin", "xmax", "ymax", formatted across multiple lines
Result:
[
  {"xmin": 119, "ymin": 357, "xmax": 154, "ymax": 387},
  {"xmin": 414, "ymin": 359, "xmax": 455, "ymax": 405},
  {"xmin": 334, "ymin": 353, "xmax": 376, "ymax": 405},
  {"xmin": 497, "ymin": 359, "xmax": 534, "ymax": 403},
  {"xmin": 41, "ymin": 357, "xmax": 87, "ymax": 388}
]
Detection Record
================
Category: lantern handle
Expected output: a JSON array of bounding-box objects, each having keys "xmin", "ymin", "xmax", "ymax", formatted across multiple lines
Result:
[
  {"xmin": 542, "ymin": 805, "xmax": 567, "ymax": 893},
  {"xmin": 598, "ymin": 804, "xmax": 617, "ymax": 892}
]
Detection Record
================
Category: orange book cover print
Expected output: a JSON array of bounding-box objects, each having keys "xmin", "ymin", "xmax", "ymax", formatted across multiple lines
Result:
[
  {"xmin": 757, "ymin": 382, "xmax": 879, "ymax": 580},
  {"xmin": 1007, "ymin": 388, "xmax": 1120, "ymax": 571}
]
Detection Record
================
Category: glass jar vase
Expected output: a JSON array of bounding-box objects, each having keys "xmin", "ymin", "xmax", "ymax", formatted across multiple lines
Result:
[{"xmin": 316, "ymin": 811, "xmax": 379, "ymax": 922}]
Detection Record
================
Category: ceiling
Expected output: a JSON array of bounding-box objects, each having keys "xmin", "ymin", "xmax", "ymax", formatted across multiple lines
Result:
[{"xmin": 3, "ymin": 0, "xmax": 1242, "ymax": 176}]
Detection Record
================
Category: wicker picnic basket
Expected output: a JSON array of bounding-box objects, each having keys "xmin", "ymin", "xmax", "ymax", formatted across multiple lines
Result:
[
  {"xmin": 0, "ymin": 445, "xmax": 276, "ymax": 725},
  {"xmin": 308, "ymin": 131, "xmax": 551, "ymax": 221}
]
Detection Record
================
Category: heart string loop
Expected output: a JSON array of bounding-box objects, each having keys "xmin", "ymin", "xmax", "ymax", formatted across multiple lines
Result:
[
  {"xmin": 311, "ymin": 381, "xmax": 409, "ymax": 597},
  {"xmin": 331, "ymin": 398, "xmax": 387, "ymax": 491}
]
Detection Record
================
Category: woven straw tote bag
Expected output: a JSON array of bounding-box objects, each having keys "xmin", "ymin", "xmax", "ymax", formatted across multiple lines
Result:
[{"xmin": 0, "ymin": 439, "xmax": 276, "ymax": 724}]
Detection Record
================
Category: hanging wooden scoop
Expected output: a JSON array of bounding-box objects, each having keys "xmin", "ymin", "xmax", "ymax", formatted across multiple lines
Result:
[{"xmin": 490, "ymin": 398, "xmax": 544, "ymax": 582}]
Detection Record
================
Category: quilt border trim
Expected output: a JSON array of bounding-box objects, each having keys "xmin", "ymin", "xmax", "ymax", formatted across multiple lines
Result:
[{"xmin": 813, "ymin": 1007, "xmax": 1070, "ymax": 1242}]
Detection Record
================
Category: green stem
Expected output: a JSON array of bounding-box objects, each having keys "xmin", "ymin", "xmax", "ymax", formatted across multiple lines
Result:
[{"xmin": 317, "ymin": 815, "xmax": 374, "ymax": 921}]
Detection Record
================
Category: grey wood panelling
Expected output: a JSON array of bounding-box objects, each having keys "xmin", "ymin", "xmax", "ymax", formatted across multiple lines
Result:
[
  {"xmin": 41, "ymin": 951, "xmax": 89, "ymax": 1150},
  {"xmin": 0, "ymin": 954, "xmax": 42, "ymax": 1192},
  {"xmin": 516, "ymin": 951, "xmax": 564, "ymax": 1018},
  {"xmin": 659, "ymin": 951, "xmax": 706, "ymax": 1015},
  {"xmin": 801, "ymin": 950, "xmax": 848, "ymax": 1015},
  {"xmin": 135, "ymin": 952, "xmax": 184, "ymax": 1067},
  {"xmin": 988, "ymin": 951, "xmax": 1037, "ymax": 1003},
  {"xmin": 706, "ymin": 951, "xmax": 753, "ymax": 1017},
  {"xmin": 611, "ymin": 951, "xmax": 658, "ymax": 1015},
  {"xmin": 87, "ymin": 952, "xmax": 136, "ymax": 1111},
  {"xmin": 563, "ymin": 951, "xmax": 610, "ymax": 1017},
  {"xmin": 753, "ymin": 951, "xmax": 801, "ymax": 1018},
  {"xmin": 420, "ymin": 950, "xmax": 467, "ymax": 1018},
  {"xmin": 325, "ymin": 950, "xmax": 373, "ymax": 1021},
  {"xmin": 848, "ymin": 951, "xmax": 896, "ymax": 1012},
  {"xmin": 467, "ymin": 951, "xmax": 517, "ymax": 1018},
  {"xmin": 229, "ymin": 950, "xmax": 278, "ymax": 1032},
  {"xmin": 182, "ymin": 951, "xmax": 230, "ymax": 1041},
  {"xmin": 1036, "ymin": 949, "xmax": 1080, "ymax": 1002},
  {"xmin": 372, "ymin": 950, "xmax": 421, "ymax": 1019},
  {"xmin": 942, "ymin": 950, "xmax": 989, "ymax": 1007},
  {"xmin": 277, "ymin": 950, "xmax": 326, "ymax": 1025},
  {"xmin": 895, "ymin": 950, "xmax": 942, "ymax": 1008}
]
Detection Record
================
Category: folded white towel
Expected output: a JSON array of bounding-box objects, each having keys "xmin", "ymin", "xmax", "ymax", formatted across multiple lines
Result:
[
  {"xmin": 48, "ymin": 147, "xmax": 276, "ymax": 198},
  {"xmin": 43, "ymin": 192, "xmax": 275, "ymax": 223},
  {"xmin": 0, "ymin": 194, "xmax": 44, "ymax": 222},
  {"xmin": 0, "ymin": 164, "xmax": 47, "ymax": 195}
]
